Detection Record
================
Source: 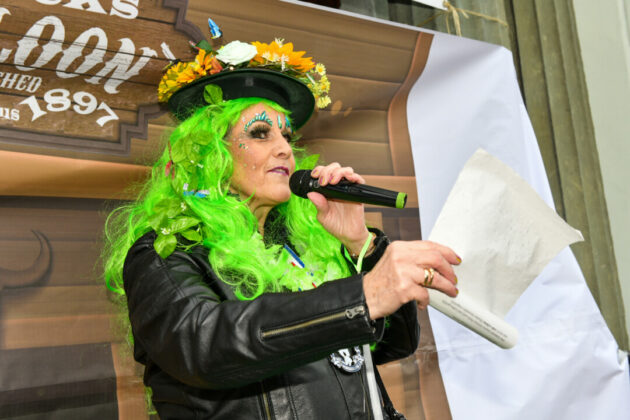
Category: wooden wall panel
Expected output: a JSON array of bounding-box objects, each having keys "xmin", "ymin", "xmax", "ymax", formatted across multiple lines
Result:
[
  {"xmin": 0, "ymin": 343, "xmax": 118, "ymax": 417},
  {"xmin": 379, "ymin": 360, "xmax": 408, "ymax": 414},
  {"xmin": 2, "ymin": 213, "xmax": 106, "ymax": 242},
  {"xmin": 1, "ymin": 314, "xmax": 115, "ymax": 350},
  {"xmin": 2, "ymin": 286, "xmax": 112, "ymax": 319},
  {"xmin": 0, "ymin": 197, "xmax": 120, "ymax": 350},
  {"xmin": 323, "ymin": 76, "xmax": 400, "ymax": 111},
  {"xmin": 302, "ymin": 110, "xmax": 389, "ymax": 143},
  {"xmin": 364, "ymin": 211, "xmax": 383, "ymax": 231},
  {"xmin": 0, "ymin": 195, "xmax": 138, "ymax": 415},
  {"xmin": 298, "ymin": 138, "xmax": 394, "ymax": 175},
  {"xmin": 111, "ymin": 343, "xmax": 149, "ymax": 420}
]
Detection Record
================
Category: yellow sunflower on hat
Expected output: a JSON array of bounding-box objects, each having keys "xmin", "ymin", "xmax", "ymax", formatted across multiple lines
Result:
[{"xmin": 251, "ymin": 38, "xmax": 316, "ymax": 73}]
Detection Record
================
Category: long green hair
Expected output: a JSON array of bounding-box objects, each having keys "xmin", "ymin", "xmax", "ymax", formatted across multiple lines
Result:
[{"xmin": 103, "ymin": 97, "xmax": 351, "ymax": 301}]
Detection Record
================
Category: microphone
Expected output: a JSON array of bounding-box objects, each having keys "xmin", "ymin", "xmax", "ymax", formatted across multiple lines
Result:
[{"xmin": 289, "ymin": 169, "xmax": 407, "ymax": 209}]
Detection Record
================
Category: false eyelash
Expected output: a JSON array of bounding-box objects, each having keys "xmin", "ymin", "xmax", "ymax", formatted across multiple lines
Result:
[
  {"xmin": 248, "ymin": 124, "xmax": 297, "ymax": 143},
  {"xmin": 249, "ymin": 125, "xmax": 270, "ymax": 139}
]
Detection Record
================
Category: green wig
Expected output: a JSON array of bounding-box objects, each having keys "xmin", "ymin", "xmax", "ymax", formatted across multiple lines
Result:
[{"xmin": 103, "ymin": 98, "xmax": 351, "ymax": 301}]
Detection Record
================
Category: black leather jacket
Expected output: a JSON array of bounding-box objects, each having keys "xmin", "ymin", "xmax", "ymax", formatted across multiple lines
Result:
[{"xmin": 123, "ymin": 227, "xmax": 419, "ymax": 419}]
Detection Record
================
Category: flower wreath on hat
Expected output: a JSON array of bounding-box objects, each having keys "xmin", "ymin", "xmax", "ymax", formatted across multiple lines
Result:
[{"xmin": 158, "ymin": 37, "xmax": 331, "ymax": 111}]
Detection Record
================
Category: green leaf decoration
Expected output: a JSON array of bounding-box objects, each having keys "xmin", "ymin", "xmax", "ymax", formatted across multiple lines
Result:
[
  {"xmin": 184, "ymin": 139, "xmax": 194, "ymax": 162},
  {"xmin": 166, "ymin": 201, "xmax": 183, "ymax": 218},
  {"xmin": 168, "ymin": 216, "xmax": 201, "ymax": 234},
  {"xmin": 154, "ymin": 233, "xmax": 177, "ymax": 259},
  {"xmin": 153, "ymin": 199, "xmax": 170, "ymax": 212},
  {"xmin": 203, "ymin": 84, "xmax": 223, "ymax": 106},
  {"xmin": 300, "ymin": 154, "xmax": 320, "ymax": 170},
  {"xmin": 151, "ymin": 199, "xmax": 182, "ymax": 220},
  {"xmin": 184, "ymin": 173, "xmax": 199, "ymax": 194},
  {"xmin": 180, "ymin": 161, "xmax": 194, "ymax": 173},
  {"xmin": 196, "ymin": 40, "xmax": 213, "ymax": 52},
  {"xmin": 148, "ymin": 212, "xmax": 167, "ymax": 231},
  {"xmin": 172, "ymin": 178, "xmax": 186, "ymax": 195},
  {"xmin": 181, "ymin": 229, "xmax": 202, "ymax": 242},
  {"xmin": 170, "ymin": 142, "xmax": 187, "ymax": 163},
  {"xmin": 195, "ymin": 134, "xmax": 212, "ymax": 146}
]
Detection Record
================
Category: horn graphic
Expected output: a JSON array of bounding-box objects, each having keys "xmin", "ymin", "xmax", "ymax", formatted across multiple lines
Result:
[{"xmin": 0, "ymin": 230, "xmax": 52, "ymax": 290}]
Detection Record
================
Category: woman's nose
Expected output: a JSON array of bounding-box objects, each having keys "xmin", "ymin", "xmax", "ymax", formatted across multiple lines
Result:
[{"xmin": 272, "ymin": 131, "xmax": 292, "ymax": 157}]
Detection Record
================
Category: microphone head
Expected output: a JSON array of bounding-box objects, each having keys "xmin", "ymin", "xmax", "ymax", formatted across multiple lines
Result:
[{"xmin": 289, "ymin": 169, "xmax": 313, "ymax": 198}]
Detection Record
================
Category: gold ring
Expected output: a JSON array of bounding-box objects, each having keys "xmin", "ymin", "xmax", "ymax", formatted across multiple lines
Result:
[{"xmin": 423, "ymin": 268, "xmax": 435, "ymax": 286}]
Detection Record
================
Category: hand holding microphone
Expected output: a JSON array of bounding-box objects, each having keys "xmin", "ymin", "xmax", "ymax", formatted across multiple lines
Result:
[{"xmin": 289, "ymin": 163, "xmax": 407, "ymax": 256}]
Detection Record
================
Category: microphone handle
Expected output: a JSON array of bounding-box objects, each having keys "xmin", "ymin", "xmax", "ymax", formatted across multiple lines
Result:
[{"xmin": 311, "ymin": 180, "xmax": 407, "ymax": 209}]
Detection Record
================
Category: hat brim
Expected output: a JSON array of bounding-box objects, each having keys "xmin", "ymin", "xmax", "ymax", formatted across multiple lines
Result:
[{"xmin": 167, "ymin": 68, "xmax": 315, "ymax": 128}]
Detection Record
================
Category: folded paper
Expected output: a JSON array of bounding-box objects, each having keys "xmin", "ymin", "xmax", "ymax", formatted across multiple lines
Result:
[{"xmin": 427, "ymin": 149, "xmax": 584, "ymax": 348}]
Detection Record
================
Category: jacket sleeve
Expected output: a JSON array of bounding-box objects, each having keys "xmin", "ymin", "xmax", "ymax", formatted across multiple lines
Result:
[
  {"xmin": 123, "ymin": 233, "xmax": 384, "ymax": 391},
  {"xmin": 342, "ymin": 228, "xmax": 420, "ymax": 365}
]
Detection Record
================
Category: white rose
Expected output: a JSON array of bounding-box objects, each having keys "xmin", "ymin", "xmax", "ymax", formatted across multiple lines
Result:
[{"xmin": 216, "ymin": 41, "xmax": 258, "ymax": 65}]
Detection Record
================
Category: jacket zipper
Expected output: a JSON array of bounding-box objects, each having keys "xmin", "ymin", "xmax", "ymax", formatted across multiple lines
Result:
[
  {"xmin": 260, "ymin": 383, "xmax": 273, "ymax": 420},
  {"xmin": 261, "ymin": 305, "xmax": 366, "ymax": 339}
]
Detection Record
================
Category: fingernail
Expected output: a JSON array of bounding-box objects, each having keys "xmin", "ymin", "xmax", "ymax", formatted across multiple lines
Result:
[
  {"xmin": 319, "ymin": 176, "xmax": 324, "ymax": 185},
  {"xmin": 312, "ymin": 169, "xmax": 319, "ymax": 176},
  {"xmin": 454, "ymin": 275, "xmax": 458, "ymax": 285},
  {"xmin": 455, "ymin": 288, "xmax": 459, "ymax": 296},
  {"xmin": 456, "ymin": 255, "xmax": 462, "ymax": 263}
]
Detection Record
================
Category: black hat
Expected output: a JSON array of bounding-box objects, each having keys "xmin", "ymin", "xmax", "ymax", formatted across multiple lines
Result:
[{"xmin": 168, "ymin": 68, "xmax": 315, "ymax": 128}]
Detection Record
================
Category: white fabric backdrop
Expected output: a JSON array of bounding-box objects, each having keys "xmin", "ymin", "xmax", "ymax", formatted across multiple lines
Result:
[{"xmin": 407, "ymin": 32, "xmax": 630, "ymax": 420}]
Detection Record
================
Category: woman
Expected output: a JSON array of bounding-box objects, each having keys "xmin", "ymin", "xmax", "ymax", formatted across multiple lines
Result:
[{"xmin": 104, "ymin": 37, "xmax": 459, "ymax": 419}]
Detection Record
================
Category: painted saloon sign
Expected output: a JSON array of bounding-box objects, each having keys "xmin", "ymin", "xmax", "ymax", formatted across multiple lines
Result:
[{"xmin": 0, "ymin": 0, "xmax": 199, "ymax": 155}]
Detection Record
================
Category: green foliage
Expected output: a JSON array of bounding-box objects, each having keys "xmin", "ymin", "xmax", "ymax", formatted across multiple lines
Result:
[
  {"xmin": 204, "ymin": 85, "xmax": 223, "ymax": 106},
  {"xmin": 181, "ymin": 229, "xmax": 202, "ymax": 242},
  {"xmin": 300, "ymin": 153, "xmax": 320, "ymax": 170},
  {"xmin": 154, "ymin": 233, "xmax": 177, "ymax": 259},
  {"xmin": 195, "ymin": 39, "xmax": 213, "ymax": 53}
]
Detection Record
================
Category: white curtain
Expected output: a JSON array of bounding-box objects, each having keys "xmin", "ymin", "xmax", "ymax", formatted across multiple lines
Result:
[{"xmin": 408, "ymin": 32, "xmax": 630, "ymax": 420}]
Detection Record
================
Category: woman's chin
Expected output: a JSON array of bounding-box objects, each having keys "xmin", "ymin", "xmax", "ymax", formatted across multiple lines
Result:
[
  {"xmin": 273, "ymin": 191, "xmax": 292, "ymax": 205},
  {"xmin": 255, "ymin": 188, "xmax": 292, "ymax": 207}
]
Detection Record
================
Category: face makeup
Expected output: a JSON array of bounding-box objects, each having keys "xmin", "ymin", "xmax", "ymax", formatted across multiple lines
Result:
[{"xmin": 228, "ymin": 103, "xmax": 296, "ymax": 207}]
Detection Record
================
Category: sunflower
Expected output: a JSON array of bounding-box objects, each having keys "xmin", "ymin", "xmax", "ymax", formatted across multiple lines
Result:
[
  {"xmin": 158, "ymin": 61, "xmax": 190, "ymax": 102},
  {"xmin": 177, "ymin": 62, "xmax": 202, "ymax": 84},
  {"xmin": 157, "ymin": 50, "xmax": 225, "ymax": 102},
  {"xmin": 179, "ymin": 50, "xmax": 223, "ymax": 83},
  {"xmin": 251, "ymin": 40, "xmax": 315, "ymax": 73}
]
